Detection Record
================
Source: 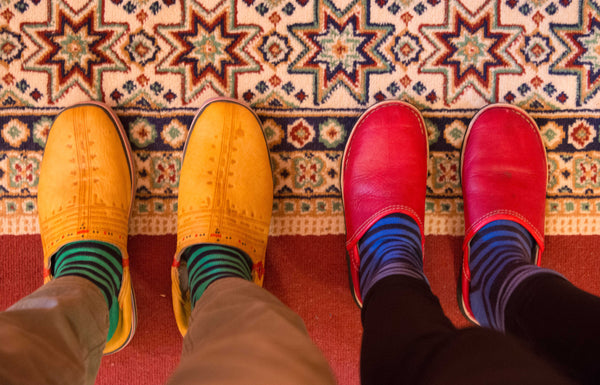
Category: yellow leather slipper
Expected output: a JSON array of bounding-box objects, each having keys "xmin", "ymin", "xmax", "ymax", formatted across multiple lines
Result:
[
  {"xmin": 37, "ymin": 102, "xmax": 136, "ymax": 354},
  {"xmin": 172, "ymin": 98, "xmax": 273, "ymax": 335}
]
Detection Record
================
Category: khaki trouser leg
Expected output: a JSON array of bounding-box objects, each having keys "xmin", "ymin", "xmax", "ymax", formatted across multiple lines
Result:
[
  {"xmin": 0, "ymin": 276, "xmax": 108, "ymax": 385},
  {"xmin": 168, "ymin": 278, "xmax": 336, "ymax": 385}
]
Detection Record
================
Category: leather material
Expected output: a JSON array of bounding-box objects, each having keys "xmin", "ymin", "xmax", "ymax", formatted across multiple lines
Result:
[
  {"xmin": 37, "ymin": 102, "xmax": 136, "ymax": 354},
  {"xmin": 460, "ymin": 104, "xmax": 547, "ymax": 324},
  {"xmin": 341, "ymin": 101, "xmax": 428, "ymax": 307},
  {"xmin": 172, "ymin": 98, "xmax": 273, "ymax": 335}
]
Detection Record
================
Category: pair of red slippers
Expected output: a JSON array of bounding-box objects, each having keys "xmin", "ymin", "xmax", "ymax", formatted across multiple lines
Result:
[{"xmin": 341, "ymin": 101, "xmax": 547, "ymax": 324}]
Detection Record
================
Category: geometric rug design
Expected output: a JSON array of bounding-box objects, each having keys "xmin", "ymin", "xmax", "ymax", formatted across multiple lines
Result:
[{"xmin": 1, "ymin": 0, "xmax": 600, "ymax": 235}]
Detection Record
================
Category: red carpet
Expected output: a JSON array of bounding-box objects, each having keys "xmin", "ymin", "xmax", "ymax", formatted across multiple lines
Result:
[{"xmin": 2, "ymin": 234, "xmax": 600, "ymax": 384}]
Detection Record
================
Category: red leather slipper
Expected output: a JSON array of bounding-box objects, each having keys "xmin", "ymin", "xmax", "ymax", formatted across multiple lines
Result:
[
  {"xmin": 460, "ymin": 104, "xmax": 547, "ymax": 324},
  {"xmin": 341, "ymin": 100, "xmax": 428, "ymax": 307}
]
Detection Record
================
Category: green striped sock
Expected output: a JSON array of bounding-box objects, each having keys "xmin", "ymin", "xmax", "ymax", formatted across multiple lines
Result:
[
  {"xmin": 183, "ymin": 244, "xmax": 253, "ymax": 307},
  {"xmin": 52, "ymin": 240, "xmax": 123, "ymax": 340}
]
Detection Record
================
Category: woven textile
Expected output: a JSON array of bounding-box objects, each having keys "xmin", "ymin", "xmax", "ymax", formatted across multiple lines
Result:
[{"xmin": 1, "ymin": 0, "xmax": 599, "ymax": 236}]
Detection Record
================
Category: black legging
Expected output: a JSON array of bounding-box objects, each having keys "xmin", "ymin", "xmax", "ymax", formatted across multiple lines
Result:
[
  {"xmin": 505, "ymin": 274, "xmax": 600, "ymax": 384},
  {"xmin": 360, "ymin": 274, "xmax": 600, "ymax": 385}
]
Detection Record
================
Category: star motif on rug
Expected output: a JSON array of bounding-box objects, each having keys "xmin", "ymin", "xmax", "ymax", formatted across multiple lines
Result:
[
  {"xmin": 550, "ymin": 0, "xmax": 600, "ymax": 106},
  {"xmin": 156, "ymin": 6, "xmax": 260, "ymax": 103},
  {"xmin": 288, "ymin": 0, "xmax": 393, "ymax": 105},
  {"xmin": 420, "ymin": 2, "xmax": 522, "ymax": 105},
  {"xmin": 22, "ymin": 4, "xmax": 127, "ymax": 102}
]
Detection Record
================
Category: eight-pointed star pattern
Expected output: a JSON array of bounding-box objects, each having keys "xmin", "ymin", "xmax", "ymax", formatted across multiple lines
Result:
[
  {"xmin": 420, "ymin": 2, "xmax": 523, "ymax": 105},
  {"xmin": 156, "ymin": 5, "xmax": 260, "ymax": 104},
  {"xmin": 22, "ymin": 2, "xmax": 128, "ymax": 102},
  {"xmin": 288, "ymin": 0, "xmax": 393, "ymax": 105},
  {"xmin": 551, "ymin": 0, "xmax": 600, "ymax": 106}
]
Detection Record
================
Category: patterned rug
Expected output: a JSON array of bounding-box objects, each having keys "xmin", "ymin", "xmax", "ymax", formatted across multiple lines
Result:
[{"xmin": 1, "ymin": 0, "xmax": 600, "ymax": 236}]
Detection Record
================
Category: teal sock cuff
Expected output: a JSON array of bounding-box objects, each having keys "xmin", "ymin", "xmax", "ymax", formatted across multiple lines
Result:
[
  {"xmin": 53, "ymin": 240, "xmax": 123, "ymax": 341},
  {"xmin": 107, "ymin": 297, "xmax": 120, "ymax": 340},
  {"xmin": 183, "ymin": 244, "xmax": 253, "ymax": 308}
]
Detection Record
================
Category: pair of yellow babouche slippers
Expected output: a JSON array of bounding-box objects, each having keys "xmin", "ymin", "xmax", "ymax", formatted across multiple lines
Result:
[{"xmin": 37, "ymin": 98, "xmax": 273, "ymax": 354}]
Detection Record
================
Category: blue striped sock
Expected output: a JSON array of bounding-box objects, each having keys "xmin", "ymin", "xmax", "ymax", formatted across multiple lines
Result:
[
  {"xmin": 183, "ymin": 244, "xmax": 253, "ymax": 308},
  {"xmin": 358, "ymin": 213, "xmax": 427, "ymax": 299},
  {"xmin": 468, "ymin": 220, "xmax": 562, "ymax": 330},
  {"xmin": 53, "ymin": 240, "xmax": 122, "ymax": 340}
]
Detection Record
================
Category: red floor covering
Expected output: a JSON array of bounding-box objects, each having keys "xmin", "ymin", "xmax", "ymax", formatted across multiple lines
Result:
[{"xmin": 2, "ymin": 234, "xmax": 600, "ymax": 384}]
